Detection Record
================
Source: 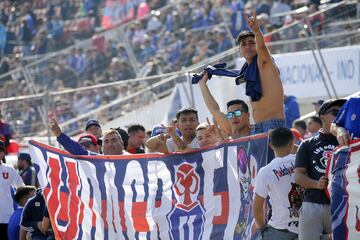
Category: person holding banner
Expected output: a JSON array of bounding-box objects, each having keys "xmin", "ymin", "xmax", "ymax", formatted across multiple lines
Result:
[
  {"xmin": 236, "ymin": 10, "xmax": 285, "ymax": 134},
  {"xmin": 330, "ymin": 96, "xmax": 360, "ymax": 146},
  {"xmin": 253, "ymin": 127, "xmax": 301, "ymax": 240},
  {"xmin": 49, "ymin": 119, "xmax": 127, "ymax": 155},
  {"xmin": 295, "ymin": 99, "xmax": 346, "ymax": 240},
  {"xmin": 145, "ymin": 108, "xmax": 200, "ymax": 153}
]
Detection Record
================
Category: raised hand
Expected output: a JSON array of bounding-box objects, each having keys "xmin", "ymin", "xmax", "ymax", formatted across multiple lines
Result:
[
  {"xmin": 247, "ymin": 10, "xmax": 260, "ymax": 34},
  {"xmin": 165, "ymin": 121, "xmax": 177, "ymax": 138},
  {"xmin": 49, "ymin": 118, "xmax": 62, "ymax": 137},
  {"xmin": 199, "ymin": 71, "xmax": 209, "ymax": 84}
]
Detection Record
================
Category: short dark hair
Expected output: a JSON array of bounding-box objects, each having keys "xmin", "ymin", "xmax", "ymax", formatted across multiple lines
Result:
[
  {"xmin": 293, "ymin": 119, "xmax": 306, "ymax": 131},
  {"xmin": 127, "ymin": 124, "xmax": 145, "ymax": 134},
  {"xmin": 269, "ymin": 127, "xmax": 294, "ymax": 148},
  {"xmin": 176, "ymin": 107, "xmax": 198, "ymax": 120},
  {"xmin": 226, "ymin": 99, "xmax": 249, "ymax": 112},
  {"xmin": 14, "ymin": 186, "xmax": 36, "ymax": 204},
  {"xmin": 235, "ymin": 31, "xmax": 255, "ymax": 45},
  {"xmin": 308, "ymin": 116, "xmax": 322, "ymax": 125}
]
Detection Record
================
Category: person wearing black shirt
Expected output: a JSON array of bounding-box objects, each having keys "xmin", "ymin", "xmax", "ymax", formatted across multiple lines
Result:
[{"xmin": 295, "ymin": 99, "xmax": 346, "ymax": 240}]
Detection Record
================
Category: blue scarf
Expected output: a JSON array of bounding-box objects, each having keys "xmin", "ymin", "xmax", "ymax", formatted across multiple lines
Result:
[{"xmin": 191, "ymin": 58, "xmax": 262, "ymax": 102}]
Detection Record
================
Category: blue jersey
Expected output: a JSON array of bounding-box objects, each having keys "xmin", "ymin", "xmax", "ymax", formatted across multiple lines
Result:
[
  {"xmin": 334, "ymin": 97, "xmax": 360, "ymax": 139},
  {"xmin": 8, "ymin": 207, "xmax": 23, "ymax": 240}
]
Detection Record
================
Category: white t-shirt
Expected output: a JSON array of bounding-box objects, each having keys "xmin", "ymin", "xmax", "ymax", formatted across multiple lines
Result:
[
  {"xmin": 0, "ymin": 163, "xmax": 24, "ymax": 223},
  {"xmin": 254, "ymin": 154, "xmax": 302, "ymax": 234},
  {"xmin": 166, "ymin": 137, "xmax": 200, "ymax": 153}
]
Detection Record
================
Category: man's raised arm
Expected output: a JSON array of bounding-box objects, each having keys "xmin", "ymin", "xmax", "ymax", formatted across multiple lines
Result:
[{"xmin": 198, "ymin": 72, "xmax": 232, "ymax": 134}]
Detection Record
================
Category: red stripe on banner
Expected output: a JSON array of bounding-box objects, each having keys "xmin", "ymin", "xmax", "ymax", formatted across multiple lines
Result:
[
  {"xmin": 132, "ymin": 201, "xmax": 150, "ymax": 232},
  {"xmin": 155, "ymin": 200, "xmax": 162, "ymax": 208},
  {"xmin": 89, "ymin": 197, "xmax": 97, "ymax": 228},
  {"xmin": 47, "ymin": 157, "xmax": 66, "ymax": 239},
  {"xmin": 65, "ymin": 160, "xmax": 81, "ymax": 239},
  {"xmin": 101, "ymin": 200, "xmax": 108, "ymax": 229},
  {"xmin": 58, "ymin": 192, "xmax": 69, "ymax": 221},
  {"xmin": 119, "ymin": 201, "xmax": 127, "ymax": 231},
  {"xmin": 213, "ymin": 192, "xmax": 229, "ymax": 225}
]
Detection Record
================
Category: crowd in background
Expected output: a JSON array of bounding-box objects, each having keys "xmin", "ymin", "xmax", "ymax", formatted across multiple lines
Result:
[{"xmin": 1, "ymin": 0, "xmax": 356, "ymax": 141}]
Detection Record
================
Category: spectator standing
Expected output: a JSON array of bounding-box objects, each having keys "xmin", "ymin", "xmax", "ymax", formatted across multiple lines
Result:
[
  {"xmin": 236, "ymin": 11, "xmax": 285, "ymax": 134},
  {"xmin": 284, "ymin": 95, "xmax": 300, "ymax": 128},
  {"xmin": 292, "ymin": 119, "xmax": 311, "ymax": 140},
  {"xmin": 307, "ymin": 116, "xmax": 322, "ymax": 137},
  {"xmin": 85, "ymin": 119, "xmax": 102, "ymax": 145},
  {"xmin": 20, "ymin": 189, "xmax": 48, "ymax": 240},
  {"xmin": 312, "ymin": 100, "xmax": 324, "ymax": 114},
  {"xmin": 0, "ymin": 140, "xmax": 24, "ymax": 240},
  {"xmin": 331, "ymin": 96, "xmax": 360, "ymax": 145},
  {"xmin": 199, "ymin": 72, "xmax": 251, "ymax": 139},
  {"xmin": 7, "ymin": 186, "xmax": 36, "ymax": 240},
  {"xmin": 253, "ymin": 127, "xmax": 302, "ymax": 239},
  {"xmin": 295, "ymin": 99, "xmax": 346, "ymax": 240},
  {"xmin": 127, "ymin": 124, "xmax": 146, "ymax": 154},
  {"xmin": 146, "ymin": 108, "xmax": 200, "ymax": 153},
  {"xmin": 17, "ymin": 153, "xmax": 38, "ymax": 187}
]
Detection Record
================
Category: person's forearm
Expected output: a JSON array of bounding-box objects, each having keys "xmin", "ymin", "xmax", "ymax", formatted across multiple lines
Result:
[
  {"xmin": 295, "ymin": 172, "xmax": 319, "ymax": 189},
  {"xmin": 253, "ymin": 205, "xmax": 265, "ymax": 230},
  {"xmin": 57, "ymin": 133, "xmax": 88, "ymax": 155},
  {"xmin": 145, "ymin": 136, "xmax": 160, "ymax": 151}
]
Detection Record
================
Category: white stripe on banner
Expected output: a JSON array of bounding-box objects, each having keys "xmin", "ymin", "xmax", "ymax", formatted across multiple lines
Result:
[
  {"xmin": 224, "ymin": 146, "xmax": 241, "ymax": 238},
  {"xmin": 77, "ymin": 160, "xmax": 104, "ymax": 239},
  {"xmin": 201, "ymin": 148, "xmax": 224, "ymax": 239},
  {"xmin": 345, "ymin": 148, "xmax": 360, "ymax": 240}
]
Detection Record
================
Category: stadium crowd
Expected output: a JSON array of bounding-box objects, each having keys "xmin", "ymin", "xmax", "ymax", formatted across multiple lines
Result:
[
  {"xmin": 1, "ymin": 7, "xmax": 360, "ymax": 239},
  {"xmin": 1, "ymin": 0, "xmax": 353, "ymax": 141}
]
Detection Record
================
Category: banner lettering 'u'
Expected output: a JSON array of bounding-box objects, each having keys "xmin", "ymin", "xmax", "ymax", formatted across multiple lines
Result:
[
  {"xmin": 29, "ymin": 134, "xmax": 269, "ymax": 240},
  {"xmin": 326, "ymin": 139, "xmax": 360, "ymax": 240}
]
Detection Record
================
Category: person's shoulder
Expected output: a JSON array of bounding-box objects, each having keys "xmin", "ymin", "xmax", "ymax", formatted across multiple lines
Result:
[{"xmin": 1, "ymin": 163, "xmax": 17, "ymax": 171}]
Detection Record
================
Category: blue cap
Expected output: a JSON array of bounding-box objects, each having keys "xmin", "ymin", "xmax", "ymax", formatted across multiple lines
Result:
[
  {"xmin": 18, "ymin": 153, "xmax": 31, "ymax": 162},
  {"xmin": 85, "ymin": 119, "xmax": 101, "ymax": 131},
  {"xmin": 151, "ymin": 125, "xmax": 166, "ymax": 137}
]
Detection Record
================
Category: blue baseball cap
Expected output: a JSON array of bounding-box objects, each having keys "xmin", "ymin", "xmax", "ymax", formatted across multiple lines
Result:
[
  {"xmin": 151, "ymin": 125, "xmax": 166, "ymax": 137},
  {"xmin": 85, "ymin": 119, "xmax": 101, "ymax": 131}
]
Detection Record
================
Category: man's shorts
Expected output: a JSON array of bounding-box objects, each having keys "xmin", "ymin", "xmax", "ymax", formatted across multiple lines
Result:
[
  {"xmin": 251, "ymin": 119, "xmax": 286, "ymax": 135},
  {"xmin": 261, "ymin": 225, "xmax": 298, "ymax": 240}
]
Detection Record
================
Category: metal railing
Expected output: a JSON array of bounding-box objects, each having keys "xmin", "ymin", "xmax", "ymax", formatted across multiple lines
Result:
[{"xmin": 0, "ymin": 0, "xmax": 359, "ymax": 142}]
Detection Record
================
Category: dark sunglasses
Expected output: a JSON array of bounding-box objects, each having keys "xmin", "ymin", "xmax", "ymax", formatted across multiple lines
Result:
[
  {"xmin": 80, "ymin": 142, "xmax": 95, "ymax": 148},
  {"xmin": 324, "ymin": 108, "xmax": 339, "ymax": 116},
  {"xmin": 227, "ymin": 109, "xmax": 243, "ymax": 119}
]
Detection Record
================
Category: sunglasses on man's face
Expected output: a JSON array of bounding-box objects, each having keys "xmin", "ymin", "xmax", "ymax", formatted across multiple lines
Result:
[
  {"xmin": 227, "ymin": 109, "xmax": 243, "ymax": 119},
  {"xmin": 80, "ymin": 142, "xmax": 95, "ymax": 148}
]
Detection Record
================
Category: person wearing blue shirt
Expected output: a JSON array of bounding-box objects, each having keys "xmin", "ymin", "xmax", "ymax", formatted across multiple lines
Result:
[
  {"xmin": 331, "ymin": 97, "xmax": 360, "ymax": 146},
  {"xmin": 284, "ymin": 95, "xmax": 300, "ymax": 128},
  {"xmin": 8, "ymin": 186, "xmax": 36, "ymax": 240}
]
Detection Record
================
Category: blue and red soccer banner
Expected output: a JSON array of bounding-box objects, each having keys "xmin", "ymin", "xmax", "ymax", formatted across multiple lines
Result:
[
  {"xmin": 29, "ymin": 134, "xmax": 269, "ymax": 240},
  {"xmin": 326, "ymin": 138, "xmax": 360, "ymax": 240}
]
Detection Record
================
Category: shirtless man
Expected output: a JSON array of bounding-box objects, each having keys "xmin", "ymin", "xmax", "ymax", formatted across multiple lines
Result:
[{"xmin": 237, "ymin": 11, "xmax": 285, "ymax": 134}]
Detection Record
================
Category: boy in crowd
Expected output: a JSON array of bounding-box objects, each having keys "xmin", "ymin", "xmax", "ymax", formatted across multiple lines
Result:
[{"xmin": 253, "ymin": 127, "xmax": 302, "ymax": 240}]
